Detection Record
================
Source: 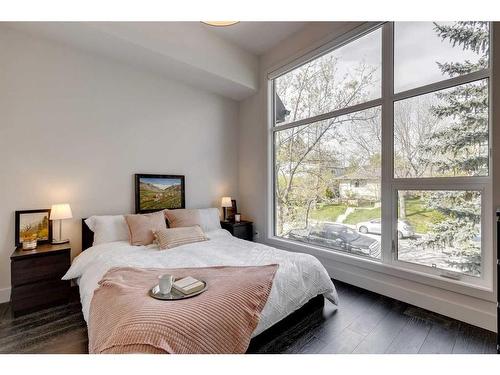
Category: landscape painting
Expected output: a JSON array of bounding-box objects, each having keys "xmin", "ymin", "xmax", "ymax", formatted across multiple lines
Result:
[
  {"xmin": 135, "ymin": 174, "xmax": 185, "ymax": 213},
  {"xmin": 15, "ymin": 209, "xmax": 52, "ymax": 246}
]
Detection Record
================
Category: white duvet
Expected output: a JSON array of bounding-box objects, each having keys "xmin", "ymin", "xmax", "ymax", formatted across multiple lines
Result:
[{"xmin": 63, "ymin": 229, "xmax": 338, "ymax": 337}]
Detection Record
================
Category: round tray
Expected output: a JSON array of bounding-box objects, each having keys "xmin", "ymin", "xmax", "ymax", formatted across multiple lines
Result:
[{"xmin": 149, "ymin": 280, "xmax": 207, "ymax": 300}]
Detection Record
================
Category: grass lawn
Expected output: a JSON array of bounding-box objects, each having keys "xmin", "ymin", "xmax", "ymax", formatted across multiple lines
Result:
[
  {"xmin": 403, "ymin": 198, "xmax": 446, "ymax": 233},
  {"xmin": 311, "ymin": 198, "xmax": 445, "ymax": 233},
  {"xmin": 310, "ymin": 204, "xmax": 347, "ymax": 222},
  {"xmin": 344, "ymin": 207, "xmax": 381, "ymax": 225}
]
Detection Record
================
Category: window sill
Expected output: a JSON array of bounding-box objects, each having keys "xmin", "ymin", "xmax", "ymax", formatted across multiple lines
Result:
[{"xmin": 266, "ymin": 235, "xmax": 495, "ymax": 302}]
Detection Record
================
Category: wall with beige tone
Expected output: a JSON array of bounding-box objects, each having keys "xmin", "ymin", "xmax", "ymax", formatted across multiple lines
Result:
[{"xmin": 0, "ymin": 26, "xmax": 240, "ymax": 302}]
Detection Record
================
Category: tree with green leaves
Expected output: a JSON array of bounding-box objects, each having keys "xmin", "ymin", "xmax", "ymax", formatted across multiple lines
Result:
[
  {"xmin": 415, "ymin": 22, "xmax": 489, "ymax": 276},
  {"xmin": 274, "ymin": 52, "xmax": 379, "ymax": 235}
]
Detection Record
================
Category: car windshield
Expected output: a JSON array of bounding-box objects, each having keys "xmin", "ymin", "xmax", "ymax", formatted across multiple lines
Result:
[{"xmin": 310, "ymin": 227, "xmax": 322, "ymax": 236}]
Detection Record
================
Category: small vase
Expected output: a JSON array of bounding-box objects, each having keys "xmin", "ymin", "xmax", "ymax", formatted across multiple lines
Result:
[{"xmin": 22, "ymin": 239, "xmax": 37, "ymax": 250}]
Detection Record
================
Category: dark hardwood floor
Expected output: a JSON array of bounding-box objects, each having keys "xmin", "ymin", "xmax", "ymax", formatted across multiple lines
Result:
[{"xmin": 0, "ymin": 281, "xmax": 496, "ymax": 354}]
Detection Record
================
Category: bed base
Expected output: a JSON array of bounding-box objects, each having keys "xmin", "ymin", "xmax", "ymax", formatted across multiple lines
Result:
[{"xmin": 247, "ymin": 294, "xmax": 325, "ymax": 353}]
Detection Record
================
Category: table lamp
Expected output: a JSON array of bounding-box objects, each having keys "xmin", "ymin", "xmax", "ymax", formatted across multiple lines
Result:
[
  {"xmin": 50, "ymin": 203, "xmax": 72, "ymax": 244},
  {"xmin": 221, "ymin": 197, "xmax": 232, "ymax": 222}
]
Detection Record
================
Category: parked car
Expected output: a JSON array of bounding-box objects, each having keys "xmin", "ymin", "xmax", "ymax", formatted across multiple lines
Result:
[
  {"xmin": 356, "ymin": 219, "xmax": 414, "ymax": 239},
  {"xmin": 288, "ymin": 223, "xmax": 380, "ymax": 258}
]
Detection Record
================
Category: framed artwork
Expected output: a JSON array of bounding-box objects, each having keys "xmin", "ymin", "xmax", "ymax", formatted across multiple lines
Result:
[
  {"xmin": 226, "ymin": 199, "xmax": 237, "ymax": 221},
  {"xmin": 15, "ymin": 209, "xmax": 52, "ymax": 246},
  {"xmin": 135, "ymin": 174, "xmax": 186, "ymax": 213}
]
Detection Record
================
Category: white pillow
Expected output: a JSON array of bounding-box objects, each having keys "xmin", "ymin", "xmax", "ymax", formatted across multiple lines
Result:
[
  {"xmin": 197, "ymin": 208, "xmax": 222, "ymax": 232},
  {"xmin": 84, "ymin": 215, "xmax": 129, "ymax": 245}
]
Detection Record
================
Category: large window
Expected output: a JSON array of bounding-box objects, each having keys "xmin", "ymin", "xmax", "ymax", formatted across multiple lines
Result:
[{"xmin": 271, "ymin": 22, "xmax": 490, "ymax": 283}]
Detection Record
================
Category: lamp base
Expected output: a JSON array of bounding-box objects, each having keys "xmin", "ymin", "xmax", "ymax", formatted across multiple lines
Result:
[{"xmin": 52, "ymin": 239, "xmax": 69, "ymax": 245}]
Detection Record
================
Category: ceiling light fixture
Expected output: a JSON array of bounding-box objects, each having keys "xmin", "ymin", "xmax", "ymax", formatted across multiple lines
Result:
[{"xmin": 202, "ymin": 21, "xmax": 239, "ymax": 27}]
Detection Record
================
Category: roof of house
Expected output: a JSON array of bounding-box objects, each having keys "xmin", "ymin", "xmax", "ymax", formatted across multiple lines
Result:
[
  {"xmin": 334, "ymin": 165, "xmax": 380, "ymax": 181},
  {"xmin": 275, "ymin": 93, "xmax": 290, "ymax": 124}
]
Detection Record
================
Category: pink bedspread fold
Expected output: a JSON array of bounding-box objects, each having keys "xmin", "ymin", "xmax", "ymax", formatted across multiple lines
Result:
[{"xmin": 88, "ymin": 265, "xmax": 278, "ymax": 354}]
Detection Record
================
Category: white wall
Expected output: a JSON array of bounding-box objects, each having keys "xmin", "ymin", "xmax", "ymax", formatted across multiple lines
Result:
[
  {"xmin": 238, "ymin": 21, "xmax": 499, "ymax": 331},
  {"xmin": 0, "ymin": 26, "xmax": 240, "ymax": 301}
]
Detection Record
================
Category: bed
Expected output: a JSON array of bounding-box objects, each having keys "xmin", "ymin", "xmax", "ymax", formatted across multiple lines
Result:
[{"xmin": 63, "ymin": 218, "xmax": 338, "ymax": 346}]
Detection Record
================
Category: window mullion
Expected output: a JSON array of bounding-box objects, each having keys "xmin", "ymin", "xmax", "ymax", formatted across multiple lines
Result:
[
  {"xmin": 381, "ymin": 22, "xmax": 395, "ymax": 264},
  {"xmin": 272, "ymin": 97, "xmax": 383, "ymax": 133},
  {"xmin": 393, "ymin": 69, "xmax": 489, "ymax": 102}
]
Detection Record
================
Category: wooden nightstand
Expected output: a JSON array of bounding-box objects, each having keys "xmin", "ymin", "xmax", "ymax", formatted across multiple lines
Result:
[
  {"xmin": 220, "ymin": 220, "xmax": 253, "ymax": 241},
  {"xmin": 10, "ymin": 242, "xmax": 71, "ymax": 317}
]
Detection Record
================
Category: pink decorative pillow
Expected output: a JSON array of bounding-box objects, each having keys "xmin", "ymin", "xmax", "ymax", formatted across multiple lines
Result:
[
  {"xmin": 125, "ymin": 211, "xmax": 167, "ymax": 246},
  {"xmin": 164, "ymin": 209, "xmax": 202, "ymax": 228}
]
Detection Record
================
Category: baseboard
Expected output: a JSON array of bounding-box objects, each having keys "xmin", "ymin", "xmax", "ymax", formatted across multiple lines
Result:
[
  {"xmin": 321, "ymin": 258, "xmax": 497, "ymax": 332},
  {"xmin": 0, "ymin": 287, "xmax": 11, "ymax": 304},
  {"xmin": 264, "ymin": 236, "xmax": 497, "ymax": 332}
]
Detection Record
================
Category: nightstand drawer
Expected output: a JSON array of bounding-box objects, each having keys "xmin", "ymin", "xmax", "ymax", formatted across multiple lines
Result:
[
  {"xmin": 11, "ymin": 279, "xmax": 70, "ymax": 313},
  {"xmin": 11, "ymin": 252, "xmax": 70, "ymax": 287},
  {"xmin": 221, "ymin": 220, "xmax": 253, "ymax": 241},
  {"xmin": 233, "ymin": 225, "xmax": 252, "ymax": 240}
]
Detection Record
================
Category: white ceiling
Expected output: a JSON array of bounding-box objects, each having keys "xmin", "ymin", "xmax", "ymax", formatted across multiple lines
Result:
[
  {"xmin": 5, "ymin": 22, "xmax": 309, "ymax": 100},
  {"xmin": 203, "ymin": 22, "xmax": 308, "ymax": 55}
]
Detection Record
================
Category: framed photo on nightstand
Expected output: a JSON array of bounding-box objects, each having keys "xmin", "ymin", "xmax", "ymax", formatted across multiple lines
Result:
[
  {"xmin": 15, "ymin": 209, "xmax": 53, "ymax": 246},
  {"xmin": 226, "ymin": 199, "xmax": 237, "ymax": 221}
]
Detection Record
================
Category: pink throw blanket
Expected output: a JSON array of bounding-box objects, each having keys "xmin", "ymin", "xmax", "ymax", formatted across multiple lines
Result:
[{"xmin": 88, "ymin": 265, "xmax": 278, "ymax": 354}]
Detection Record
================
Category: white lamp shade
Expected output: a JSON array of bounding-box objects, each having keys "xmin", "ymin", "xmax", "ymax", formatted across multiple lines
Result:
[
  {"xmin": 221, "ymin": 197, "xmax": 232, "ymax": 208},
  {"xmin": 50, "ymin": 203, "xmax": 73, "ymax": 220}
]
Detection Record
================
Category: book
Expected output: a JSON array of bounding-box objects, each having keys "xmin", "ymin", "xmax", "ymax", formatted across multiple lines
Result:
[{"xmin": 173, "ymin": 276, "xmax": 205, "ymax": 295}]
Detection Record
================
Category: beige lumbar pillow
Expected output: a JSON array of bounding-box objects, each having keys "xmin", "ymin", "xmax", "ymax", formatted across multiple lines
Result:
[
  {"xmin": 125, "ymin": 211, "xmax": 167, "ymax": 246},
  {"xmin": 154, "ymin": 226, "xmax": 208, "ymax": 249}
]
